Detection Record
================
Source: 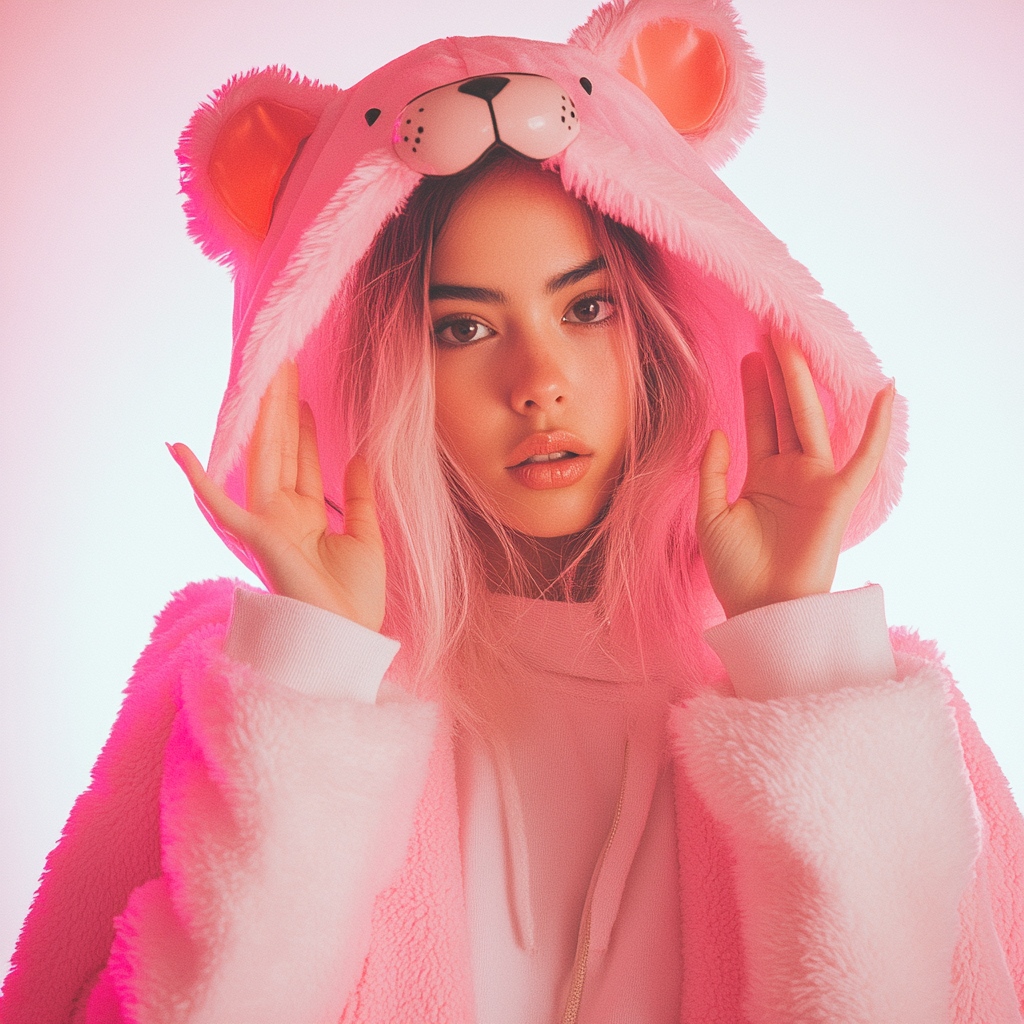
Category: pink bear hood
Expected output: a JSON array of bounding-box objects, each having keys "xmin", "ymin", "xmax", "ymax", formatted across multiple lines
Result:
[{"xmin": 177, "ymin": 0, "xmax": 906, "ymax": 582}]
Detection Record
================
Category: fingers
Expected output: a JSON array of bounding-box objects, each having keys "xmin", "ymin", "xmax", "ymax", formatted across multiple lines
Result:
[
  {"xmin": 740, "ymin": 353, "xmax": 779, "ymax": 465},
  {"xmin": 762, "ymin": 336, "xmax": 800, "ymax": 453},
  {"xmin": 248, "ymin": 362, "xmax": 301, "ymax": 505},
  {"xmin": 279, "ymin": 362, "xmax": 301, "ymax": 491},
  {"xmin": 342, "ymin": 455, "xmax": 384, "ymax": 551},
  {"xmin": 295, "ymin": 402, "xmax": 325, "ymax": 500},
  {"xmin": 697, "ymin": 430, "xmax": 731, "ymax": 531},
  {"xmin": 839, "ymin": 381, "xmax": 895, "ymax": 496},
  {"xmin": 167, "ymin": 442, "xmax": 250, "ymax": 538},
  {"xmin": 771, "ymin": 333, "xmax": 833, "ymax": 466}
]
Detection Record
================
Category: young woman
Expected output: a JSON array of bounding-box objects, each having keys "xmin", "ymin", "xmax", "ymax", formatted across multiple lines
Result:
[{"xmin": 3, "ymin": 2, "xmax": 1022, "ymax": 1021}]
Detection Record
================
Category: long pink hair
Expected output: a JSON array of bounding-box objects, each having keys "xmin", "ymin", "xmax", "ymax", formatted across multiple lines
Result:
[{"xmin": 336, "ymin": 152, "xmax": 722, "ymax": 727}]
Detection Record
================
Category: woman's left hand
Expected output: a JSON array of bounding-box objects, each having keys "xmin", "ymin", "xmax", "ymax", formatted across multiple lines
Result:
[{"xmin": 697, "ymin": 333, "xmax": 894, "ymax": 619}]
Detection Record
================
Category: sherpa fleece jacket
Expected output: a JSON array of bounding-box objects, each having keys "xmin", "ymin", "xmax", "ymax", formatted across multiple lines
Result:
[{"xmin": 2, "ymin": 576, "xmax": 1023, "ymax": 1024}]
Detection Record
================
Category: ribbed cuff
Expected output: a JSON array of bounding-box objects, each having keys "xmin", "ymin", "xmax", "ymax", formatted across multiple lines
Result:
[
  {"xmin": 223, "ymin": 588, "xmax": 399, "ymax": 703},
  {"xmin": 704, "ymin": 585, "xmax": 897, "ymax": 701}
]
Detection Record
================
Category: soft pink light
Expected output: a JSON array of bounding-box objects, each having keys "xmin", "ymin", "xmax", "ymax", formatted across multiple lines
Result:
[{"xmin": 2, "ymin": 0, "xmax": 1021, "ymax": 979}]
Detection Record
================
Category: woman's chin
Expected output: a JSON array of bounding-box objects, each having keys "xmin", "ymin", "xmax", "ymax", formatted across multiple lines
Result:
[{"xmin": 496, "ymin": 503, "xmax": 606, "ymax": 540}]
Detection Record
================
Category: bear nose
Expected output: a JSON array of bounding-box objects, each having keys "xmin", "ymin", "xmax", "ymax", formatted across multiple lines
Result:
[
  {"xmin": 457, "ymin": 76, "xmax": 510, "ymax": 102},
  {"xmin": 392, "ymin": 73, "xmax": 581, "ymax": 177}
]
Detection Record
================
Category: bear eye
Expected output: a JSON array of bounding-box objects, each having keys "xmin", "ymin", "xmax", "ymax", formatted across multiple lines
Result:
[
  {"xmin": 364, "ymin": 108, "xmax": 381, "ymax": 126},
  {"xmin": 579, "ymin": 78, "xmax": 593, "ymax": 95}
]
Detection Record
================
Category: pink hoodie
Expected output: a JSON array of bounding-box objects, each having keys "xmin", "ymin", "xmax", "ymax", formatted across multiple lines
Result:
[{"xmin": 2, "ymin": 0, "xmax": 1023, "ymax": 1020}]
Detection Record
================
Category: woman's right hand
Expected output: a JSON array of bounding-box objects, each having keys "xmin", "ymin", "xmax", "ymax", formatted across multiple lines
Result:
[{"xmin": 168, "ymin": 361, "xmax": 386, "ymax": 632}]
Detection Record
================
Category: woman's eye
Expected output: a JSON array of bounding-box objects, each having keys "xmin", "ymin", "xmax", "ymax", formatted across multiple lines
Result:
[
  {"xmin": 434, "ymin": 318, "xmax": 495, "ymax": 346},
  {"xmin": 563, "ymin": 296, "xmax": 615, "ymax": 324}
]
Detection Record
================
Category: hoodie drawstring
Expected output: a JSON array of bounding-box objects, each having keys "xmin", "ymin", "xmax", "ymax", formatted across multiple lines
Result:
[{"xmin": 493, "ymin": 738, "xmax": 537, "ymax": 953}]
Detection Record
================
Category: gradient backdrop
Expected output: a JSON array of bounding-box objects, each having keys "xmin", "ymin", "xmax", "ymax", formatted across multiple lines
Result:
[{"xmin": 2, "ymin": 0, "xmax": 1022, "ymax": 975}]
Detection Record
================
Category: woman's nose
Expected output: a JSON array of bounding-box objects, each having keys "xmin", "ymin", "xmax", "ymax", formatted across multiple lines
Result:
[{"xmin": 507, "ymin": 331, "xmax": 569, "ymax": 414}]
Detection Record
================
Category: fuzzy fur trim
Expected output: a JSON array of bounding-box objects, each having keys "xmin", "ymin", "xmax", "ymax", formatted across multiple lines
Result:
[
  {"xmin": 673, "ymin": 670, "xmax": 981, "ymax": 1023},
  {"xmin": 672, "ymin": 743, "xmax": 745, "ymax": 1022},
  {"xmin": 0, "ymin": 579, "xmax": 238, "ymax": 1024},
  {"xmin": 177, "ymin": 67, "xmax": 339, "ymax": 273},
  {"xmin": 340, "ymin": 724, "xmax": 474, "ymax": 1023},
  {"xmin": 569, "ymin": 0, "xmax": 765, "ymax": 167},
  {"xmin": 555, "ymin": 127, "xmax": 907, "ymax": 548},
  {"xmin": 207, "ymin": 151, "xmax": 422, "ymax": 484},
  {"xmin": 889, "ymin": 629, "xmax": 1024, "ymax": 1020},
  {"xmin": 107, "ymin": 624, "xmax": 438, "ymax": 1021}
]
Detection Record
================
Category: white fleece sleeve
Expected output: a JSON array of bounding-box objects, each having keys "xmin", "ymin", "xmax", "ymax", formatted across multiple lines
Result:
[
  {"xmin": 224, "ymin": 587, "xmax": 399, "ymax": 703},
  {"xmin": 703, "ymin": 585, "xmax": 897, "ymax": 700},
  {"xmin": 675, "ymin": 602, "xmax": 987, "ymax": 1023},
  {"xmin": 85, "ymin": 592, "xmax": 437, "ymax": 1024}
]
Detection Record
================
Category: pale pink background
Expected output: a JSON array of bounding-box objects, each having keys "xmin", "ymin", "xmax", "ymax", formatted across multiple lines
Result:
[{"xmin": 2, "ymin": 0, "xmax": 1021, "ymax": 976}]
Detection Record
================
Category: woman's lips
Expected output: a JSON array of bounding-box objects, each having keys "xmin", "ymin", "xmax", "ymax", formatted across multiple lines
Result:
[
  {"xmin": 508, "ymin": 455, "xmax": 592, "ymax": 489},
  {"xmin": 506, "ymin": 432, "xmax": 593, "ymax": 490}
]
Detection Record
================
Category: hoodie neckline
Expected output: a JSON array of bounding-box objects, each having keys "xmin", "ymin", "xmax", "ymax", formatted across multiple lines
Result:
[{"xmin": 486, "ymin": 591, "xmax": 648, "ymax": 686}]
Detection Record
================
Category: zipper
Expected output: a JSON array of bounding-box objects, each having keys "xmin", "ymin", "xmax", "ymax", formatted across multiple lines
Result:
[{"xmin": 560, "ymin": 739, "xmax": 631, "ymax": 1024}]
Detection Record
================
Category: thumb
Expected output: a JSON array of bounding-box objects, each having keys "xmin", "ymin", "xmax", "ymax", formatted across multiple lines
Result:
[
  {"xmin": 342, "ymin": 455, "xmax": 384, "ymax": 551},
  {"xmin": 697, "ymin": 430, "xmax": 731, "ymax": 533}
]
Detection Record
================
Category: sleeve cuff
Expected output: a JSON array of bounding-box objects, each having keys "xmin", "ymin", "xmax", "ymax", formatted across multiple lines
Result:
[
  {"xmin": 223, "ymin": 588, "xmax": 400, "ymax": 703},
  {"xmin": 704, "ymin": 585, "xmax": 897, "ymax": 701}
]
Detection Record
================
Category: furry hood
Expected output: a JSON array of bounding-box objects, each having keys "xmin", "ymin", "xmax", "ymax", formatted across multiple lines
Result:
[{"xmin": 178, "ymin": 0, "xmax": 906, "ymax": 573}]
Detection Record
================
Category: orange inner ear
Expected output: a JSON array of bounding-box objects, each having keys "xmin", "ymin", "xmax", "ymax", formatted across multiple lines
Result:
[
  {"xmin": 209, "ymin": 99, "xmax": 319, "ymax": 240},
  {"xmin": 618, "ymin": 20, "xmax": 727, "ymax": 134}
]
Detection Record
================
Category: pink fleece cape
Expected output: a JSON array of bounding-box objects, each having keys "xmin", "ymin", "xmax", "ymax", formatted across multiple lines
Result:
[{"xmin": 2, "ymin": 579, "xmax": 1023, "ymax": 1022}]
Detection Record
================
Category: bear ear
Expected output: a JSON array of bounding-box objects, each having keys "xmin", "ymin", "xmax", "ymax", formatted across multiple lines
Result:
[
  {"xmin": 177, "ymin": 67, "xmax": 340, "ymax": 268},
  {"xmin": 569, "ymin": 0, "xmax": 764, "ymax": 167}
]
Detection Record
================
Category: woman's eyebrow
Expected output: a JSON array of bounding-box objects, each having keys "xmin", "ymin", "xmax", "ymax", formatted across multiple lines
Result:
[
  {"xmin": 547, "ymin": 256, "xmax": 606, "ymax": 294},
  {"xmin": 428, "ymin": 257, "xmax": 608, "ymax": 304},
  {"xmin": 428, "ymin": 283, "xmax": 507, "ymax": 303}
]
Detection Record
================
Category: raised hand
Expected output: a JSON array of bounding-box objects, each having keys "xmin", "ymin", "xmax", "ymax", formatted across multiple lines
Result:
[
  {"xmin": 697, "ymin": 333, "xmax": 894, "ymax": 619},
  {"xmin": 168, "ymin": 361, "xmax": 386, "ymax": 632}
]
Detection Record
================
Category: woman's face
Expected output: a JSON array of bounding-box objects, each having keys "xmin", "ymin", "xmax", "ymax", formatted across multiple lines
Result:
[{"xmin": 431, "ymin": 166, "xmax": 630, "ymax": 539}]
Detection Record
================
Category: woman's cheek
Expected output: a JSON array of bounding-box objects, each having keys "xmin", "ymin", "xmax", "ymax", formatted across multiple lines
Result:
[{"xmin": 434, "ymin": 363, "xmax": 498, "ymax": 483}]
